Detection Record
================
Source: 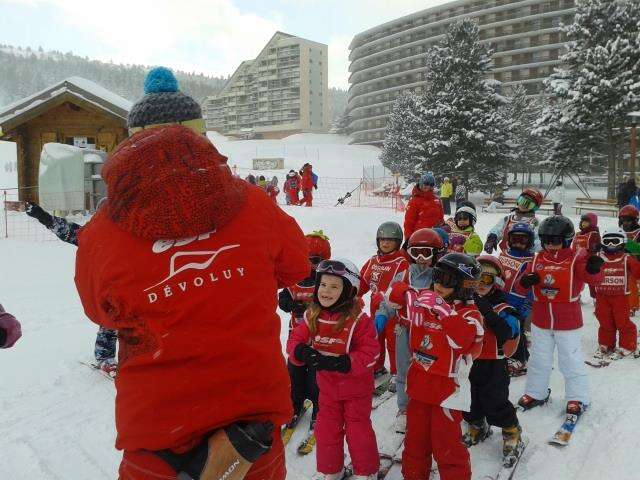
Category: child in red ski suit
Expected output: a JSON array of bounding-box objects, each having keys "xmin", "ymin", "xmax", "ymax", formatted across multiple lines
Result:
[
  {"xmin": 284, "ymin": 170, "xmax": 301, "ymax": 205},
  {"xmin": 287, "ymin": 259, "xmax": 379, "ymax": 480},
  {"xmin": 592, "ymin": 227, "xmax": 640, "ymax": 360},
  {"xmin": 389, "ymin": 253, "xmax": 484, "ymax": 480},
  {"xmin": 300, "ymin": 165, "xmax": 315, "ymax": 207},
  {"xmin": 619, "ymin": 205, "xmax": 640, "ymax": 314},
  {"xmin": 359, "ymin": 222, "xmax": 409, "ymax": 379},
  {"xmin": 571, "ymin": 213, "xmax": 600, "ymax": 299}
]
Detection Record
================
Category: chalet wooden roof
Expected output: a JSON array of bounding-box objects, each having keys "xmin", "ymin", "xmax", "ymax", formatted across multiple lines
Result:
[{"xmin": 0, "ymin": 77, "xmax": 132, "ymax": 136}]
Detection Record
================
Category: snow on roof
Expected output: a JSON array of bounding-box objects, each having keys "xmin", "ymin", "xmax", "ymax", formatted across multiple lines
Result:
[{"xmin": 0, "ymin": 77, "xmax": 132, "ymax": 128}]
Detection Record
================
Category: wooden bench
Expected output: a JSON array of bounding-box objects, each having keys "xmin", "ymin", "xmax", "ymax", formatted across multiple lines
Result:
[
  {"xmin": 481, "ymin": 197, "xmax": 554, "ymax": 214},
  {"xmin": 573, "ymin": 197, "xmax": 618, "ymax": 217}
]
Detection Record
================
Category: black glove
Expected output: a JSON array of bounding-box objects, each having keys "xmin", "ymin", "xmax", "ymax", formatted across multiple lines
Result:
[
  {"xmin": 0, "ymin": 328, "xmax": 6, "ymax": 348},
  {"xmin": 586, "ymin": 255, "xmax": 605, "ymax": 274},
  {"xmin": 292, "ymin": 301, "xmax": 307, "ymax": 318},
  {"xmin": 484, "ymin": 233, "xmax": 498, "ymax": 254},
  {"xmin": 520, "ymin": 272, "xmax": 540, "ymax": 288},
  {"xmin": 294, "ymin": 343, "xmax": 319, "ymax": 368},
  {"xmin": 473, "ymin": 293, "xmax": 493, "ymax": 315},
  {"xmin": 25, "ymin": 202, "xmax": 53, "ymax": 228},
  {"xmin": 401, "ymin": 239, "xmax": 409, "ymax": 251},
  {"xmin": 314, "ymin": 185, "xmax": 318, "ymax": 190},
  {"xmin": 316, "ymin": 354, "xmax": 351, "ymax": 373}
]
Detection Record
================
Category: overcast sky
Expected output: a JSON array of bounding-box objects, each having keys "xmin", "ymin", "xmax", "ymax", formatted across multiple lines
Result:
[{"xmin": 0, "ymin": 0, "xmax": 452, "ymax": 89}]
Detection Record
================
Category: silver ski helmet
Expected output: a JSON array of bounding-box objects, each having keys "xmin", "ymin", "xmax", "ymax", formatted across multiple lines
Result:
[
  {"xmin": 601, "ymin": 226, "xmax": 626, "ymax": 253},
  {"xmin": 376, "ymin": 221, "xmax": 403, "ymax": 250}
]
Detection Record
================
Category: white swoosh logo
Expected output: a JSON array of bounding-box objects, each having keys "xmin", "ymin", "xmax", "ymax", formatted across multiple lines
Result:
[{"xmin": 144, "ymin": 244, "xmax": 240, "ymax": 291}]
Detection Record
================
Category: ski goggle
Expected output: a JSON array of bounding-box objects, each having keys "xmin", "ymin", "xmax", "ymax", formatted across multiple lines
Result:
[
  {"xmin": 602, "ymin": 236, "xmax": 625, "ymax": 247},
  {"xmin": 408, "ymin": 246, "xmax": 435, "ymax": 261},
  {"xmin": 509, "ymin": 233, "xmax": 530, "ymax": 245},
  {"xmin": 479, "ymin": 272, "xmax": 497, "ymax": 286},
  {"xmin": 516, "ymin": 195, "xmax": 537, "ymax": 211},
  {"xmin": 620, "ymin": 216, "xmax": 636, "ymax": 224},
  {"xmin": 540, "ymin": 235, "xmax": 564, "ymax": 246},
  {"xmin": 316, "ymin": 260, "xmax": 360, "ymax": 280},
  {"xmin": 432, "ymin": 266, "xmax": 459, "ymax": 289}
]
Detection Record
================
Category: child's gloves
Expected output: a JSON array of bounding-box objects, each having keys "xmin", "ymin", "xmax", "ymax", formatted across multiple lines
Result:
[
  {"xmin": 375, "ymin": 314, "xmax": 389, "ymax": 334},
  {"xmin": 25, "ymin": 202, "xmax": 53, "ymax": 228},
  {"xmin": 317, "ymin": 354, "xmax": 351, "ymax": 373},
  {"xmin": 520, "ymin": 272, "xmax": 540, "ymax": 288},
  {"xmin": 294, "ymin": 343, "xmax": 320, "ymax": 368},
  {"xmin": 586, "ymin": 255, "xmax": 604, "ymax": 274},
  {"xmin": 484, "ymin": 233, "xmax": 498, "ymax": 253}
]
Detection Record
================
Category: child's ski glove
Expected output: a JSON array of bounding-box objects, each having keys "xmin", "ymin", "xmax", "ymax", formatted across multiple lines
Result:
[
  {"xmin": 25, "ymin": 202, "xmax": 53, "ymax": 228},
  {"xmin": 586, "ymin": 255, "xmax": 604, "ymax": 274},
  {"xmin": 520, "ymin": 272, "xmax": 540, "ymax": 288},
  {"xmin": 484, "ymin": 233, "xmax": 498, "ymax": 253}
]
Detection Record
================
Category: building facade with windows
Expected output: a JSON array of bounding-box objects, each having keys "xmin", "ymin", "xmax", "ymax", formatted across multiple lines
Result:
[
  {"xmin": 348, "ymin": 0, "xmax": 576, "ymax": 145},
  {"xmin": 204, "ymin": 32, "xmax": 329, "ymax": 139}
]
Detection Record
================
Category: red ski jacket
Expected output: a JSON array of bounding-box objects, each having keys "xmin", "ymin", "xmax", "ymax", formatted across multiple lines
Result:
[
  {"xmin": 595, "ymin": 251, "xmax": 640, "ymax": 296},
  {"xmin": 359, "ymin": 250, "xmax": 409, "ymax": 318},
  {"xmin": 403, "ymin": 187, "xmax": 445, "ymax": 239},
  {"xmin": 522, "ymin": 248, "xmax": 602, "ymax": 330},
  {"xmin": 287, "ymin": 309, "xmax": 379, "ymax": 400},
  {"xmin": 75, "ymin": 126, "xmax": 309, "ymax": 453},
  {"xmin": 571, "ymin": 227, "xmax": 600, "ymax": 254}
]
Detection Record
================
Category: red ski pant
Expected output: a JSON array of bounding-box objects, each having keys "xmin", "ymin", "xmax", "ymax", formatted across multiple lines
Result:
[
  {"xmin": 374, "ymin": 318, "xmax": 397, "ymax": 374},
  {"xmin": 315, "ymin": 394, "xmax": 379, "ymax": 476},
  {"xmin": 118, "ymin": 434, "xmax": 285, "ymax": 480},
  {"xmin": 286, "ymin": 190, "xmax": 299, "ymax": 205},
  {"xmin": 402, "ymin": 399, "xmax": 471, "ymax": 480},
  {"xmin": 301, "ymin": 189, "xmax": 313, "ymax": 207},
  {"xmin": 628, "ymin": 277, "xmax": 639, "ymax": 311},
  {"xmin": 595, "ymin": 294, "xmax": 638, "ymax": 351}
]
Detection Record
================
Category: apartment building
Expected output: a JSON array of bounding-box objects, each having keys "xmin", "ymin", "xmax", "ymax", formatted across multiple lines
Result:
[
  {"xmin": 348, "ymin": 0, "xmax": 576, "ymax": 145},
  {"xmin": 204, "ymin": 32, "xmax": 329, "ymax": 139}
]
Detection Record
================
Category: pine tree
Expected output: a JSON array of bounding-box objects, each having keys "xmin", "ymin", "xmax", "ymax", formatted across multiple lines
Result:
[
  {"xmin": 380, "ymin": 92, "xmax": 424, "ymax": 180},
  {"xmin": 536, "ymin": 0, "xmax": 640, "ymax": 198},
  {"xmin": 331, "ymin": 111, "xmax": 353, "ymax": 135},
  {"xmin": 415, "ymin": 18, "xmax": 513, "ymax": 194}
]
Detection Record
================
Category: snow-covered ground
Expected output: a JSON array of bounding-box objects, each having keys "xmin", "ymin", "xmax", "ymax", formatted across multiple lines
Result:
[{"xmin": 1, "ymin": 205, "xmax": 637, "ymax": 479}]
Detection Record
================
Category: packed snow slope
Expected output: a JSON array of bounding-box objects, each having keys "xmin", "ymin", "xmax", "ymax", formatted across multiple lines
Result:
[{"xmin": 0, "ymin": 206, "xmax": 638, "ymax": 479}]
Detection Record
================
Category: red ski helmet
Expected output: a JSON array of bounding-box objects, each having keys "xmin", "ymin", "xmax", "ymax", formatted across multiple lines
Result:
[
  {"xmin": 407, "ymin": 228, "xmax": 445, "ymax": 263},
  {"xmin": 306, "ymin": 230, "xmax": 331, "ymax": 263},
  {"xmin": 477, "ymin": 255, "xmax": 504, "ymax": 279},
  {"xmin": 520, "ymin": 187, "xmax": 543, "ymax": 208},
  {"xmin": 619, "ymin": 205, "xmax": 639, "ymax": 220}
]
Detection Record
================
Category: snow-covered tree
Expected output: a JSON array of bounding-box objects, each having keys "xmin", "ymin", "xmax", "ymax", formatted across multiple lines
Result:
[
  {"xmin": 535, "ymin": 0, "xmax": 640, "ymax": 198},
  {"xmin": 415, "ymin": 18, "xmax": 513, "ymax": 193},
  {"xmin": 331, "ymin": 111, "xmax": 353, "ymax": 135},
  {"xmin": 380, "ymin": 92, "xmax": 423, "ymax": 180},
  {"xmin": 508, "ymin": 85, "xmax": 551, "ymax": 182}
]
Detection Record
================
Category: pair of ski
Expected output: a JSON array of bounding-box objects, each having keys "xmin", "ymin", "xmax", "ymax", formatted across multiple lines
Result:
[
  {"xmin": 517, "ymin": 388, "xmax": 584, "ymax": 447},
  {"xmin": 340, "ymin": 435, "xmax": 407, "ymax": 480},
  {"xmin": 481, "ymin": 437, "xmax": 529, "ymax": 480},
  {"xmin": 282, "ymin": 399, "xmax": 316, "ymax": 455}
]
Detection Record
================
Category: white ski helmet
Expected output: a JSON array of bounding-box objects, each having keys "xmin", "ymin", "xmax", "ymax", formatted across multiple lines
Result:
[
  {"xmin": 315, "ymin": 258, "xmax": 361, "ymax": 298},
  {"xmin": 601, "ymin": 226, "xmax": 626, "ymax": 250},
  {"xmin": 455, "ymin": 205, "xmax": 477, "ymax": 225}
]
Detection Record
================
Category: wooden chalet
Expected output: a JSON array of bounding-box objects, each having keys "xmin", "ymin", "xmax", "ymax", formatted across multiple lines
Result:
[{"xmin": 0, "ymin": 77, "xmax": 132, "ymax": 201}]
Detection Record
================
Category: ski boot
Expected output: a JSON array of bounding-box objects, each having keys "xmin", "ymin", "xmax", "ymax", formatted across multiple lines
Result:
[
  {"xmin": 388, "ymin": 374, "xmax": 397, "ymax": 393},
  {"xmin": 611, "ymin": 347, "xmax": 633, "ymax": 360},
  {"xmin": 517, "ymin": 390, "xmax": 550, "ymax": 411},
  {"xmin": 566, "ymin": 400, "xmax": 586, "ymax": 417},
  {"xmin": 462, "ymin": 418, "xmax": 492, "ymax": 447},
  {"xmin": 507, "ymin": 358, "xmax": 527, "ymax": 377},
  {"xmin": 394, "ymin": 409, "xmax": 406, "ymax": 434},
  {"xmin": 502, "ymin": 424, "xmax": 525, "ymax": 468},
  {"xmin": 593, "ymin": 345, "xmax": 612, "ymax": 360},
  {"xmin": 97, "ymin": 359, "xmax": 117, "ymax": 378}
]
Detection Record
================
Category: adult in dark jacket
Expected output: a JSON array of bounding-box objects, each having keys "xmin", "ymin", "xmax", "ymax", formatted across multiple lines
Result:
[{"xmin": 618, "ymin": 177, "xmax": 638, "ymax": 208}]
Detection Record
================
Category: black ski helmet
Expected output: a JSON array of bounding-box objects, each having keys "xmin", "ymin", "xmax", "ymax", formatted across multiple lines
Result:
[
  {"xmin": 538, "ymin": 215, "xmax": 574, "ymax": 248},
  {"xmin": 433, "ymin": 252, "xmax": 482, "ymax": 301},
  {"xmin": 376, "ymin": 221, "xmax": 403, "ymax": 248}
]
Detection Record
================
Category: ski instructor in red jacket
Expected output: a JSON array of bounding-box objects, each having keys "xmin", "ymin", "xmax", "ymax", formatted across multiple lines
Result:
[
  {"xmin": 403, "ymin": 172, "xmax": 445, "ymax": 243},
  {"xmin": 74, "ymin": 68, "xmax": 309, "ymax": 480}
]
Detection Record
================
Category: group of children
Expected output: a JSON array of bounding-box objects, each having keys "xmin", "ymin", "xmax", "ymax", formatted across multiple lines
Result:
[
  {"xmin": 280, "ymin": 185, "xmax": 640, "ymax": 480},
  {"xmin": 283, "ymin": 163, "xmax": 318, "ymax": 206}
]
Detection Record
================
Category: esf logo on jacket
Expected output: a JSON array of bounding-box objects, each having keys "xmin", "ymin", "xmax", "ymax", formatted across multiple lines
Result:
[{"xmin": 144, "ymin": 232, "xmax": 245, "ymax": 304}]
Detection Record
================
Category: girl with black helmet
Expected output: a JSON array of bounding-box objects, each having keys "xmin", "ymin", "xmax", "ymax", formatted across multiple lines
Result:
[
  {"xmin": 517, "ymin": 216, "xmax": 604, "ymax": 420},
  {"xmin": 287, "ymin": 258, "xmax": 380, "ymax": 480},
  {"xmin": 387, "ymin": 252, "xmax": 484, "ymax": 480},
  {"xmin": 359, "ymin": 222, "xmax": 410, "ymax": 383},
  {"xmin": 375, "ymin": 228, "xmax": 448, "ymax": 434}
]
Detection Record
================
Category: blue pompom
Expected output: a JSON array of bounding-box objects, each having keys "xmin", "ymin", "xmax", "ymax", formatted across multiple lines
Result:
[{"xmin": 144, "ymin": 67, "xmax": 178, "ymax": 94}]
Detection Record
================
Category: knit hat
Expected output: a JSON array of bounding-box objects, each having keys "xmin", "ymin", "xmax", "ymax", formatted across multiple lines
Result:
[
  {"xmin": 102, "ymin": 125, "xmax": 246, "ymax": 240},
  {"xmin": 128, "ymin": 67, "xmax": 204, "ymax": 133}
]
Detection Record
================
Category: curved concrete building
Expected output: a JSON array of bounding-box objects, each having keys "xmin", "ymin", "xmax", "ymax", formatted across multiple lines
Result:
[{"xmin": 348, "ymin": 0, "xmax": 576, "ymax": 145}]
